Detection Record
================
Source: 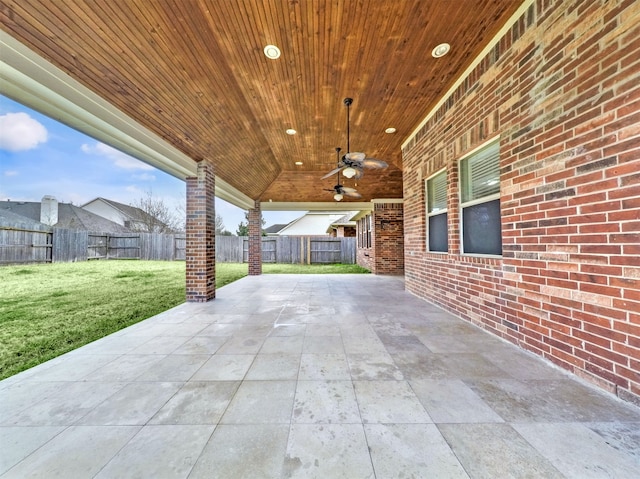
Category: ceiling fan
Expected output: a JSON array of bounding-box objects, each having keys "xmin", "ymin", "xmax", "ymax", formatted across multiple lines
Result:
[
  {"xmin": 321, "ymin": 97, "xmax": 388, "ymax": 180},
  {"xmin": 324, "ymin": 147, "xmax": 362, "ymax": 201}
]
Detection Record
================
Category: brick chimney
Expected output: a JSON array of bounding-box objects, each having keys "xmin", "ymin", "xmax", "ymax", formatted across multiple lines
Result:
[{"xmin": 40, "ymin": 195, "xmax": 58, "ymax": 225}]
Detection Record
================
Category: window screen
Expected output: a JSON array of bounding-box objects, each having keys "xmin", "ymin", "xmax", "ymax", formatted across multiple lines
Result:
[
  {"xmin": 462, "ymin": 199, "xmax": 501, "ymax": 255},
  {"xmin": 460, "ymin": 140, "xmax": 502, "ymax": 256},
  {"xmin": 427, "ymin": 171, "xmax": 447, "ymax": 214},
  {"xmin": 426, "ymin": 170, "xmax": 448, "ymax": 252},
  {"xmin": 460, "ymin": 141, "xmax": 500, "ymax": 203}
]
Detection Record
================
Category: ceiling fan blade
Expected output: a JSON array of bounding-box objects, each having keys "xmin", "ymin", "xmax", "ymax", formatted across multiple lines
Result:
[
  {"xmin": 360, "ymin": 158, "xmax": 388, "ymax": 169},
  {"xmin": 354, "ymin": 168, "xmax": 364, "ymax": 179},
  {"xmin": 345, "ymin": 151, "xmax": 366, "ymax": 161},
  {"xmin": 321, "ymin": 166, "xmax": 343, "ymax": 179},
  {"xmin": 342, "ymin": 189, "xmax": 362, "ymax": 199}
]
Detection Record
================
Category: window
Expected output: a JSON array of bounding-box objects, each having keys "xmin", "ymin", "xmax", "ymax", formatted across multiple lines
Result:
[
  {"xmin": 357, "ymin": 216, "xmax": 371, "ymax": 248},
  {"xmin": 426, "ymin": 170, "xmax": 448, "ymax": 252},
  {"xmin": 460, "ymin": 140, "xmax": 502, "ymax": 255}
]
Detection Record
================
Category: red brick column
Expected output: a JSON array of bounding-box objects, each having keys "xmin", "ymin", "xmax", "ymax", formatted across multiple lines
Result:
[
  {"xmin": 185, "ymin": 161, "xmax": 215, "ymax": 301},
  {"xmin": 356, "ymin": 203, "xmax": 404, "ymax": 274},
  {"xmin": 373, "ymin": 202, "xmax": 404, "ymax": 275},
  {"xmin": 247, "ymin": 200, "xmax": 262, "ymax": 275}
]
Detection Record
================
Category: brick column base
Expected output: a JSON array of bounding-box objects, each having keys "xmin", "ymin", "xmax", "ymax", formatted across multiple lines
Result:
[
  {"xmin": 185, "ymin": 162, "xmax": 216, "ymax": 301},
  {"xmin": 247, "ymin": 201, "xmax": 262, "ymax": 275}
]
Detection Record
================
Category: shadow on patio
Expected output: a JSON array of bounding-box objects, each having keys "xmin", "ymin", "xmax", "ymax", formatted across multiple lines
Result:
[{"xmin": 1, "ymin": 274, "xmax": 639, "ymax": 478}]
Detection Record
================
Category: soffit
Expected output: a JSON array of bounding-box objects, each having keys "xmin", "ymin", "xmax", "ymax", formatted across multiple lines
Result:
[{"xmin": 0, "ymin": 0, "xmax": 522, "ymax": 204}]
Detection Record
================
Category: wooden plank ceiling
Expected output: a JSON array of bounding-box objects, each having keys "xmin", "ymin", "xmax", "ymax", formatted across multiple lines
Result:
[{"xmin": 0, "ymin": 0, "xmax": 521, "ymax": 204}]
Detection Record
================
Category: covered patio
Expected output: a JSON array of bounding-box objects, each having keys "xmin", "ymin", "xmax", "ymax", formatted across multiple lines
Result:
[
  {"xmin": 1, "ymin": 0, "xmax": 639, "ymax": 475},
  {"xmin": 2, "ymin": 0, "xmax": 638, "ymax": 402},
  {"xmin": 2, "ymin": 274, "xmax": 639, "ymax": 478}
]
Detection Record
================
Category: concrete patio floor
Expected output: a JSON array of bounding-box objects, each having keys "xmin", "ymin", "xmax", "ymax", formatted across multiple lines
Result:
[{"xmin": 1, "ymin": 274, "xmax": 639, "ymax": 478}]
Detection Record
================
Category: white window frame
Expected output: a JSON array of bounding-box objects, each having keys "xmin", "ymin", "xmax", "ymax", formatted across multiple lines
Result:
[
  {"xmin": 425, "ymin": 169, "xmax": 448, "ymax": 253},
  {"xmin": 459, "ymin": 137, "xmax": 502, "ymax": 257}
]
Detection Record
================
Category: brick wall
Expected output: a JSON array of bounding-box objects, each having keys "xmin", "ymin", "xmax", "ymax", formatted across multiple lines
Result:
[
  {"xmin": 247, "ymin": 201, "xmax": 262, "ymax": 275},
  {"xmin": 402, "ymin": 0, "xmax": 640, "ymax": 405},
  {"xmin": 356, "ymin": 202, "xmax": 405, "ymax": 274},
  {"xmin": 356, "ymin": 215, "xmax": 373, "ymax": 271},
  {"xmin": 185, "ymin": 161, "xmax": 215, "ymax": 301}
]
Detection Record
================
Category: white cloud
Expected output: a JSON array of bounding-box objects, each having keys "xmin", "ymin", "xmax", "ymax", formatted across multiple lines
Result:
[
  {"xmin": 4, "ymin": 170, "xmax": 19, "ymax": 177},
  {"xmin": 0, "ymin": 112, "xmax": 48, "ymax": 151},
  {"xmin": 81, "ymin": 142, "xmax": 154, "ymax": 170}
]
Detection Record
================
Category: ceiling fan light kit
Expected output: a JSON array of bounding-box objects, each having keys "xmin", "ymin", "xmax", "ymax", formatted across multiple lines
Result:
[
  {"xmin": 321, "ymin": 97, "xmax": 389, "ymax": 185},
  {"xmin": 342, "ymin": 167, "xmax": 357, "ymax": 178},
  {"xmin": 324, "ymin": 146, "xmax": 363, "ymax": 201}
]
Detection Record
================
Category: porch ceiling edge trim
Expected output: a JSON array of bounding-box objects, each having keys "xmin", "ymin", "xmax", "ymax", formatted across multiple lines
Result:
[
  {"xmin": 0, "ymin": 31, "xmax": 255, "ymax": 211},
  {"xmin": 371, "ymin": 198, "xmax": 404, "ymax": 204},
  {"xmin": 401, "ymin": 0, "xmax": 535, "ymax": 150},
  {"xmin": 260, "ymin": 202, "xmax": 373, "ymax": 212}
]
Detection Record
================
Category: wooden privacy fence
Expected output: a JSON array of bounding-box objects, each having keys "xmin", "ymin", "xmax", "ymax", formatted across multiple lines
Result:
[
  {"xmin": 0, "ymin": 227, "xmax": 355, "ymax": 264},
  {"xmin": 239, "ymin": 236, "xmax": 356, "ymax": 264},
  {"xmin": 0, "ymin": 227, "xmax": 186, "ymax": 264},
  {"xmin": 0, "ymin": 225, "xmax": 53, "ymax": 264},
  {"xmin": 87, "ymin": 233, "xmax": 183, "ymax": 260}
]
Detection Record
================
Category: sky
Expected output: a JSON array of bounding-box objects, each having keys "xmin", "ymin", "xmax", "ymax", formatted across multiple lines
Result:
[{"xmin": 0, "ymin": 95, "xmax": 301, "ymax": 232}]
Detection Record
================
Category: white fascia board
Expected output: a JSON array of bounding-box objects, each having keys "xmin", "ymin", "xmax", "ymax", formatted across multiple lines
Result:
[
  {"xmin": 371, "ymin": 198, "xmax": 404, "ymax": 204},
  {"xmin": 0, "ymin": 31, "xmax": 255, "ymax": 210}
]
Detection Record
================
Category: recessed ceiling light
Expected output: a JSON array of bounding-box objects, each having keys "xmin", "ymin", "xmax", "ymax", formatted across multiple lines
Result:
[
  {"xmin": 294, "ymin": 161, "xmax": 303, "ymax": 166},
  {"xmin": 264, "ymin": 44, "xmax": 281, "ymax": 60},
  {"xmin": 432, "ymin": 43, "xmax": 450, "ymax": 58},
  {"xmin": 385, "ymin": 127, "xmax": 397, "ymax": 134},
  {"xmin": 285, "ymin": 128, "xmax": 297, "ymax": 135}
]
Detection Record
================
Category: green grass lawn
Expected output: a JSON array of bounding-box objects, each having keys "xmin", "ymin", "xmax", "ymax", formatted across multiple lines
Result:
[
  {"xmin": 0, "ymin": 260, "xmax": 367, "ymax": 379},
  {"xmin": 263, "ymin": 263, "xmax": 369, "ymax": 274}
]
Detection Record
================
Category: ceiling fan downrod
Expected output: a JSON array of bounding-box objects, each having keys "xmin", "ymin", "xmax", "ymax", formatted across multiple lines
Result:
[
  {"xmin": 343, "ymin": 97, "xmax": 353, "ymax": 155},
  {"xmin": 334, "ymin": 146, "xmax": 343, "ymax": 201}
]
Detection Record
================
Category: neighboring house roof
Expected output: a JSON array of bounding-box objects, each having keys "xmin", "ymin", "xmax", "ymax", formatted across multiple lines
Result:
[
  {"xmin": 326, "ymin": 211, "xmax": 358, "ymax": 233},
  {"xmin": 333, "ymin": 211, "xmax": 358, "ymax": 225},
  {"xmin": 0, "ymin": 207, "xmax": 51, "ymax": 231},
  {"xmin": 82, "ymin": 197, "xmax": 147, "ymax": 222},
  {"xmin": 263, "ymin": 223, "xmax": 288, "ymax": 235},
  {"xmin": 276, "ymin": 211, "xmax": 357, "ymax": 236},
  {"xmin": 0, "ymin": 200, "xmax": 133, "ymax": 232},
  {"xmin": 57, "ymin": 204, "xmax": 134, "ymax": 231},
  {"xmin": 84, "ymin": 197, "xmax": 139, "ymax": 218},
  {"xmin": 82, "ymin": 197, "xmax": 167, "ymax": 230}
]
